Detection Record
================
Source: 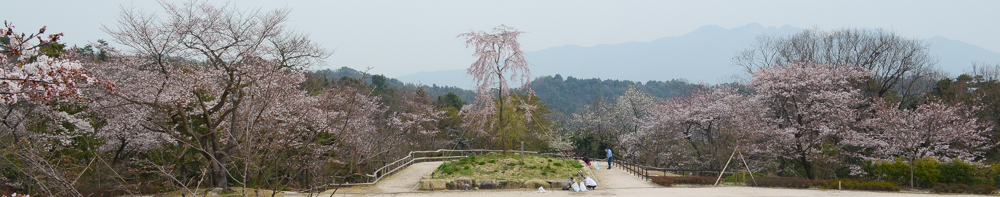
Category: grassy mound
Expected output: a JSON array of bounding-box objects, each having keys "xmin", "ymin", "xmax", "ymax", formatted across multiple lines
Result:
[{"xmin": 432, "ymin": 153, "xmax": 584, "ymax": 180}]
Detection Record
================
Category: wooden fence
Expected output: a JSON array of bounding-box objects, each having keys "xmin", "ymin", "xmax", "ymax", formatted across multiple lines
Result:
[
  {"xmin": 338, "ymin": 149, "xmax": 540, "ymax": 186},
  {"xmin": 609, "ymin": 155, "xmax": 741, "ymax": 181}
]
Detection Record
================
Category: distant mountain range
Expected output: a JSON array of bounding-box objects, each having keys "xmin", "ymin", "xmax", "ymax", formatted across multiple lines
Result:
[{"xmin": 397, "ymin": 23, "xmax": 1000, "ymax": 89}]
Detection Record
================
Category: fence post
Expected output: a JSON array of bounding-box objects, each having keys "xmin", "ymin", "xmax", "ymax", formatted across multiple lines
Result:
[{"xmin": 520, "ymin": 141, "xmax": 524, "ymax": 161}]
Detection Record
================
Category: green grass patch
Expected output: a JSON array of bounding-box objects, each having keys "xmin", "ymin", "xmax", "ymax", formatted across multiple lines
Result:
[{"xmin": 432, "ymin": 153, "xmax": 586, "ymax": 180}]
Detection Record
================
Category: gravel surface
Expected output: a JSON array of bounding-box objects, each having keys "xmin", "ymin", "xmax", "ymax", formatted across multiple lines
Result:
[
  {"xmin": 316, "ymin": 161, "xmax": 983, "ymax": 197},
  {"xmin": 331, "ymin": 186, "xmax": 988, "ymax": 197}
]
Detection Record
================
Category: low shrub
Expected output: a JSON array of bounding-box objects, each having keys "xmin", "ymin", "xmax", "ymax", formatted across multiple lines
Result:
[
  {"xmin": 931, "ymin": 183, "xmax": 996, "ymax": 194},
  {"xmin": 986, "ymin": 164, "xmax": 1000, "ymax": 188},
  {"xmin": 938, "ymin": 158, "xmax": 986, "ymax": 186},
  {"xmin": 812, "ymin": 179, "xmax": 899, "ymax": 191},
  {"xmin": 651, "ymin": 177, "xmax": 674, "ymax": 186},
  {"xmin": 866, "ymin": 157, "xmax": 994, "ymax": 188},
  {"xmin": 723, "ymin": 171, "xmax": 766, "ymax": 183},
  {"xmin": 864, "ymin": 158, "xmax": 936, "ymax": 188},
  {"xmin": 650, "ymin": 176, "xmax": 716, "ymax": 186},
  {"xmin": 488, "ymin": 160, "xmax": 496, "ymax": 163},
  {"xmin": 974, "ymin": 185, "xmax": 996, "ymax": 194},
  {"xmin": 552, "ymin": 162, "xmax": 562, "ymax": 167},
  {"xmin": 478, "ymin": 161, "xmax": 486, "ymax": 165},
  {"xmin": 753, "ymin": 177, "xmax": 811, "ymax": 188}
]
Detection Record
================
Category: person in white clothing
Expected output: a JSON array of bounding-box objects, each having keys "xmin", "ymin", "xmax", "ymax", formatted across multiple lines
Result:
[{"xmin": 585, "ymin": 176, "xmax": 598, "ymax": 190}]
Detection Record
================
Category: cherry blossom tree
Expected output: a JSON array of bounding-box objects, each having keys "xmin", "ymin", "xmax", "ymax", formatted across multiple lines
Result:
[
  {"xmin": 748, "ymin": 63, "xmax": 869, "ymax": 179},
  {"xmin": 611, "ymin": 86, "xmax": 658, "ymax": 135},
  {"xmin": 458, "ymin": 25, "xmax": 533, "ymax": 150},
  {"xmin": 863, "ymin": 100, "xmax": 990, "ymax": 187},
  {"xmin": 572, "ymin": 86, "xmax": 657, "ymax": 161},
  {"xmin": 608, "ymin": 86, "xmax": 658, "ymax": 159},
  {"xmin": 571, "ymin": 96, "xmax": 615, "ymax": 154},
  {"xmin": 0, "ymin": 22, "xmax": 107, "ymax": 197},
  {"xmin": 89, "ymin": 56, "xmax": 437, "ymax": 192},
  {"xmin": 94, "ymin": 1, "xmax": 330, "ymax": 189},
  {"xmin": 734, "ymin": 28, "xmax": 937, "ymax": 105},
  {"xmin": 623, "ymin": 96, "xmax": 691, "ymax": 167},
  {"xmin": 639, "ymin": 85, "xmax": 761, "ymax": 169}
]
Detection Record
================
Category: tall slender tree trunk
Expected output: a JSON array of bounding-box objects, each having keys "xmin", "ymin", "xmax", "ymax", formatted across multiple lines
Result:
[
  {"xmin": 799, "ymin": 155, "xmax": 814, "ymax": 180},
  {"xmin": 909, "ymin": 156, "xmax": 915, "ymax": 188},
  {"xmin": 497, "ymin": 65, "xmax": 506, "ymax": 153}
]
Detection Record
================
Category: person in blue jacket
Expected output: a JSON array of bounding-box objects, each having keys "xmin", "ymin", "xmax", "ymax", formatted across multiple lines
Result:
[{"xmin": 605, "ymin": 147, "xmax": 613, "ymax": 169}]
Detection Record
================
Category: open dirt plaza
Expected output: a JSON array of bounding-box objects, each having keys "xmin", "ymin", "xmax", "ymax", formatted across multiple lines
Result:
[{"xmin": 314, "ymin": 161, "xmax": 988, "ymax": 197}]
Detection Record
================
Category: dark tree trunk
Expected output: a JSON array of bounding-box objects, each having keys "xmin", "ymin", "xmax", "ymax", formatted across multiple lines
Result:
[
  {"xmin": 211, "ymin": 152, "xmax": 229, "ymax": 188},
  {"xmin": 799, "ymin": 155, "xmax": 814, "ymax": 180},
  {"xmin": 200, "ymin": 131, "xmax": 229, "ymax": 189}
]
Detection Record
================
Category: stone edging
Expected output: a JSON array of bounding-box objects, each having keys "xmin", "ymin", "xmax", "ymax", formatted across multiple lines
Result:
[{"xmin": 419, "ymin": 176, "xmax": 563, "ymax": 191}]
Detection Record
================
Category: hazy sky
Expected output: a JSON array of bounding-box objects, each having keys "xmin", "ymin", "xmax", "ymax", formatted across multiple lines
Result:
[{"xmin": 7, "ymin": 0, "xmax": 999, "ymax": 77}]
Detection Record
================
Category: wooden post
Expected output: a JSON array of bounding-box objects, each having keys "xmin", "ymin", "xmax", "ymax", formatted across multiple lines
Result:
[
  {"xmin": 715, "ymin": 146, "xmax": 739, "ymax": 186},
  {"xmin": 738, "ymin": 149, "xmax": 756, "ymax": 186}
]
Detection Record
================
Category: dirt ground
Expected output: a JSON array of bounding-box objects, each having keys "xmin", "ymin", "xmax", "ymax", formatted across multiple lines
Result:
[
  {"xmin": 327, "ymin": 187, "xmax": 991, "ymax": 197},
  {"xmin": 316, "ymin": 161, "xmax": 989, "ymax": 197},
  {"xmin": 153, "ymin": 161, "xmax": 989, "ymax": 197}
]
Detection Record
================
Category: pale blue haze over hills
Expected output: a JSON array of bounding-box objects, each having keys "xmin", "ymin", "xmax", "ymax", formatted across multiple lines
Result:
[{"xmin": 397, "ymin": 24, "xmax": 1000, "ymax": 90}]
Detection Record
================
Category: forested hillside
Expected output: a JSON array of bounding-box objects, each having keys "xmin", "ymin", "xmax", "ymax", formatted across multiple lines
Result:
[
  {"xmin": 303, "ymin": 67, "xmax": 477, "ymax": 103},
  {"xmin": 308, "ymin": 67, "xmax": 697, "ymax": 116},
  {"xmin": 530, "ymin": 74, "xmax": 698, "ymax": 114}
]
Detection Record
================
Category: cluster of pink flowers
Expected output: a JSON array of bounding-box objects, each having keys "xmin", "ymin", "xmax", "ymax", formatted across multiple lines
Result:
[{"xmin": 0, "ymin": 22, "xmax": 104, "ymax": 104}]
